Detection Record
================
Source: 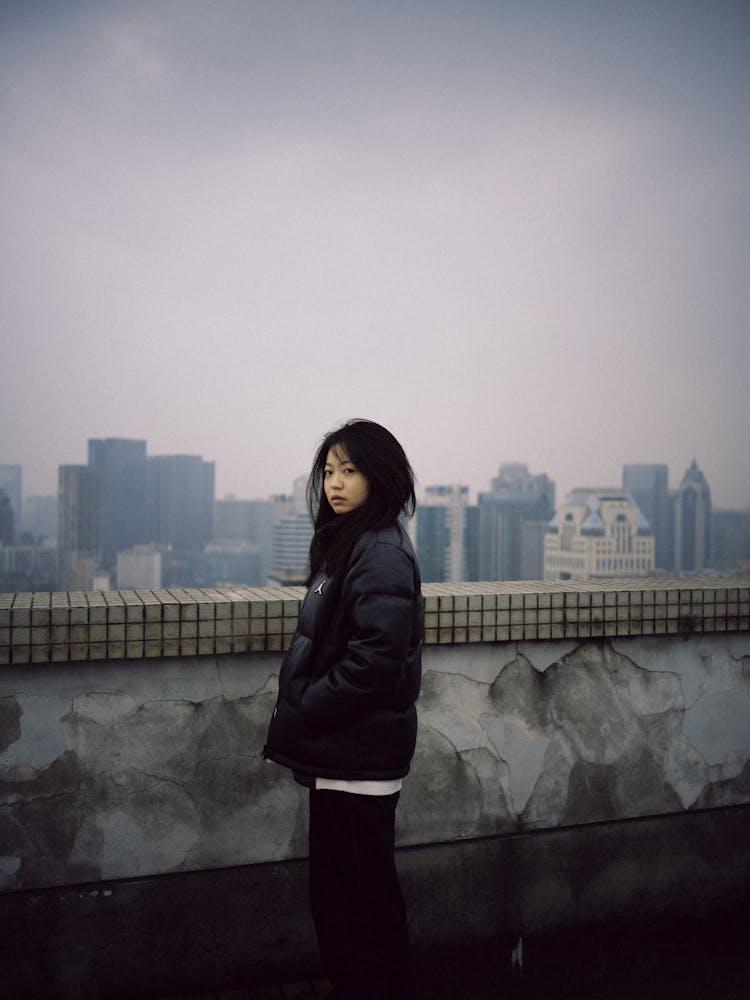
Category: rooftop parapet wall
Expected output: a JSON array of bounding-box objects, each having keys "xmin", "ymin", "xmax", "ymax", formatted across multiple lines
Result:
[
  {"xmin": 1, "ymin": 577, "xmax": 749, "ymax": 896},
  {"xmin": 1, "ymin": 576, "xmax": 749, "ymax": 664}
]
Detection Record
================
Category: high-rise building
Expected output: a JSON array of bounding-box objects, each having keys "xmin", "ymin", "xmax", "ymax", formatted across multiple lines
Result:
[
  {"xmin": 57, "ymin": 465, "xmax": 101, "ymax": 589},
  {"xmin": 213, "ymin": 496, "xmax": 274, "ymax": 584},
  {"xmin": 0, "ymin": 490, "xmax": 14, "ymax": 546},
  {"xmin": 622, "ymin": 464, "xmax": 670, "ymax": 570},
  {"xmin": 478, "ymin": 464, "xmax": 555, "ymax": 581},
  {"xmin": 416, "ymin": 504, "xmax": 451, "ymax": 583},
  {"xmin": 545, "ymin": 489, "xmax": 655, "ymax": 581},
  {"xmin": 674, "ymin": 460, "xmax": 712, "ymax": 573},
  {"xmin": 0, "ymin": 465, "xmax": 22, "ymax": 544},
  {"xmin": 463, "ymin": 505, "xmax": 480, "ymax": 582},
  {"xmin": 711, "ymin": 509, "xmax": 750, "ymax": 573},
  {"xmin": 58, "ymin": 466, "xmax": 100, "ymax": 552},
  {"xmin": 214, "ymin": 497, "xmax": 255, "ymax": 542},
  {"xmin": 269, "ymin": 477, "xmax": 312, "ymax": 586},
  {"xmin": 21, "ymin": 495, "xmax": 58, "ymax": 543},
  {"xmin": 147, "ymin": 454, "xmax": 215, "ymax": 550},
  {"xmin": 0, "ymin": 544, "xmax": 57, "ymax": 592},
  {"xmin": 519, "ymin": 519, "xmax": 548, "ymax": 581},
  {"xmin": 213, "ymin": 497, "xmax": 273, "ymax": 545},
  {"xmin": 416, "ymin": 485, "xmax": 470, "ymax": 583},
  {"xmin": 88, "ymin": 439, "xmax": 149, "ymax": 571}
]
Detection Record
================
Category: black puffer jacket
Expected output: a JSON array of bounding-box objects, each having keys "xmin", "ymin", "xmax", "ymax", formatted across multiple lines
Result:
[{"xmin": 263, "ymin": 523, "xmax": 423, "ymax": 781}]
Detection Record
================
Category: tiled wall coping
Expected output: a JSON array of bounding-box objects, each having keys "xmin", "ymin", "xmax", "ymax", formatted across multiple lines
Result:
[{"xmin": 1, "ymin": 576, "xmax": 748, "ymax": 665}]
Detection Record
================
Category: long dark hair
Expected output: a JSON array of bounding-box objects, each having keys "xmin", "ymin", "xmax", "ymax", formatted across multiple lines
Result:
[{"xmin": 306, "ymin": 419, "xmax": 416, "ymax": 584}]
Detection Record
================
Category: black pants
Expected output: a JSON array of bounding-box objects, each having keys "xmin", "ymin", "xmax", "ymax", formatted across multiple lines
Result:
[{"xmin": 308, "ymin": 788, "xmax": 417, "ymax": 1000}]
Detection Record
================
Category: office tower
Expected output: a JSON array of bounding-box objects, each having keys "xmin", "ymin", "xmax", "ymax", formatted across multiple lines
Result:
[
  {"xmin": 148, "ymin": 454, "xmax": 215, "ymax": 550},
  {"xmin": 416, "ymin": 504, "xmax": 451, "ymax": 583},
  {"xmin": 622, "ymin": 465, "xmax": 670, "ymax": 569},
  {"xmin": 214, "ymin": 497, "xmax": 274, "ymax": 545},
  {"xmin": 269, "ymin": 477, "xmax": 312, "ymax": 586},
  {"xmin": 22, "ymin": 495, "xmax": 58, "ymax": 543},
  {"xmin": 214, "ymin": 497, "xmax": 255, "ymax": 542},
  {"xmin": 88, "ymin": 439, "xmax": 149, "ymax": 571},
  {"xmin": 711, "ymin": 509, "xmax": 750, "ymax": 572},
  {"xmin": 0, "ymin": 465, "xmax": 22, "ymax": 544},
  {"xmin": 417, "ymin": 485, "xmax": 469, "ymax": 583},
  {"xmin": 463, "ymin": 505, "xmax": 480, "ymax": 582},
  {"xmin": 58, "ymin": 466, "xmax": 100, "ymax": 552},
  {"xmin": 0, "ymin": 543, "xmax": 57, "ymax": 592},
  {"xmin": 544, "ymin": 489, "xmax": 655, "ymax": 582},
  {"xmin": 0, "ymin": 490, "xmax": 14, "ymax": 546},
  {"xmin": 58, "ymin": 465, "xmax": 101, "ymax": 589},
  {"xmin": 674, "ymin": 460, "xmax": 712, "ymax": 573},
  {"xmin": 519, "ymin": 519, "xmax": 548, "ymax": 581},
  {"xmin": 213, "ymin": 497, "xmax": 274, "ymax": 584},
  {"xmin": 478, "ymin": 464, "xmax": 555, "ymax": 581}
]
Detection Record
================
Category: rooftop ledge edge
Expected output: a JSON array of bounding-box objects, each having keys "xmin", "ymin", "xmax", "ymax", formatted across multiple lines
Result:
[{"xmin": 1, "ymin": 576, "xmax": 748, "ymax": 665}]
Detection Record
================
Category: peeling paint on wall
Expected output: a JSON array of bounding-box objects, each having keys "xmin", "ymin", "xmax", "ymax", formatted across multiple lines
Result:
[{"xmin": 1, "ymin": 636, "xmax": 749, "ymax": 892}]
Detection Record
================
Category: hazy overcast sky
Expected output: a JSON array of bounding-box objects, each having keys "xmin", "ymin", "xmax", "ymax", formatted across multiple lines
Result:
[{"xmin": 3, "ymin": 0, "xmax": 749, "ymax": 507}]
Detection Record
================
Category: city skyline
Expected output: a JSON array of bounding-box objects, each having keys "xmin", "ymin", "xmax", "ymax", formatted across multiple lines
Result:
[
  {"xmin": 5, "ymin": 444, "xmax": 748, "ymax": 590},
  {"xmin": 3, "ymin": 2, "xmax": 749, "ymax": 509},
  {"xmin": 0, "ymin": 446, "xmax": 750, "ymax": 510},
  {"xmin": 1, "ymin": 446, "xmax": 746, "ymax": 514}
]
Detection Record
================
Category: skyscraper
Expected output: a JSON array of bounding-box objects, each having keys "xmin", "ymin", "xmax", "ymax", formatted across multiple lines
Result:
[
  {"xmin": 147, "ymin": 454, "xmax": 215, "ymax": 550},
  {"xmin": 58, "ymin": 466, "xmax": 101, "ymax": 552},
  {"xmin": 21, "ymin": 495, "xmax": 58, "ymax": 543},
  {"xmin": 88, "ymin": 439, "xmax": 148, "ymax": 571},
  {"xmin": 622, "ymin": 465, "xmax": 670, "ymax": 569},
  {"xmin": 0, "ymin": 490, "xmax": 14, "ymax": 546},
  {"xmin": 269, "ymin": 476, "xmax": 312, "ymax": 586},
  {"xmin": 674, "ymin": 460, "xmax": 712, "ymax": 573},
  {"xmin": 57, "ymin": 465, "xmax": 101, "ymax": 589},
  {"xmin": 416, "ymin": 485, "xmax": 470, "ymax": 583},
  {"xmin": 0, "ymin": 465, "xmax": 22, "ymax": 544},
  {"xmin": 478, "ymin": 464, "xmax": 555, "ymax": 581},
  {"xmin": 711, "ymin": 508, "xmax": 750, "ymax": 573}
]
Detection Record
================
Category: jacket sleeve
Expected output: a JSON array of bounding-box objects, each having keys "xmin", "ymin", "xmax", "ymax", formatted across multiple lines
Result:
[{"xmin": 298, "ymin": 539, "xmax": 417, "ymax": 732}]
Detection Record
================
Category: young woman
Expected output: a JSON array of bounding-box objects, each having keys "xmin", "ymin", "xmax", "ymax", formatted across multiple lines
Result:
[{"xmin": 264, "ymin": 419, "xmax": 423, "ymax": 1000}]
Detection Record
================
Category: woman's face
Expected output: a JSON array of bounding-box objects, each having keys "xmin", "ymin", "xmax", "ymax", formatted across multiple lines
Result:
[{"xmin": 324, "ymin": 446, "xmax": 369, "ymax": 515}]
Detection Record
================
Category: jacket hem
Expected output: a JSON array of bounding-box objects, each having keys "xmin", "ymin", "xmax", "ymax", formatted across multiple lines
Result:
[{"xmin": 263, "ymin": 748, "xmax": 411, "ymax": 783}]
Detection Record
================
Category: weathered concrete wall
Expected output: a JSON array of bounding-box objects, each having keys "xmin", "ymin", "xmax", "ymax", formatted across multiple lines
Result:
[{"xmin": 2, "ymin": 631, "xmax": 749, "ymax": 893}]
